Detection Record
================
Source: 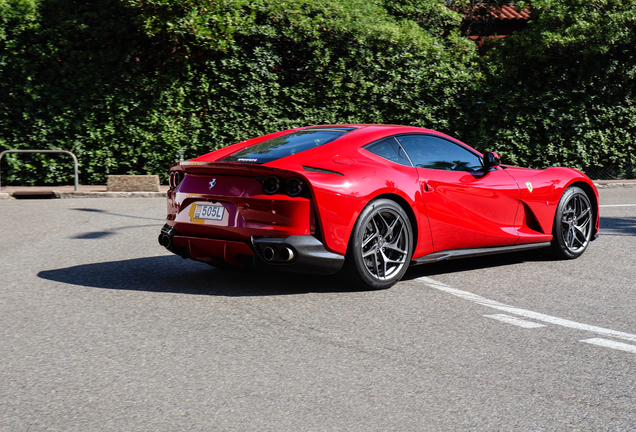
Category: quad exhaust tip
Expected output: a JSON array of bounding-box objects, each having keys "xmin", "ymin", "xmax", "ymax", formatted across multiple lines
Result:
[
  {"xmin": 160, "ymin": 234, "xmax": 171, "ymax": 248},
  {"xmin": 262, "ymin": 246, "xmax": 295, "ymax": 263},
  {"xmin": 158, "ymin": 225, "xmax": 176, "ymax": 251},
  {"xmin": 263, "ymin": 246, "xmax": 277, "ymax": 261},
  {"xmin": 280, "ymin": 247, "xmax": 295, "ymax": 262}
]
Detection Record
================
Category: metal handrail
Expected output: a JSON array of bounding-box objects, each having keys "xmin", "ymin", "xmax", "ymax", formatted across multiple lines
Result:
[{"xmin": 0, "ymin": 149, "xmax": 79, "ymax": 191}]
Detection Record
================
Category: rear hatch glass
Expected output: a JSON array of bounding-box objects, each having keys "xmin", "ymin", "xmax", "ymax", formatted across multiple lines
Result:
[{"xmin": 222, "ymin": 127, "xmax": 354, "ymax": 164}]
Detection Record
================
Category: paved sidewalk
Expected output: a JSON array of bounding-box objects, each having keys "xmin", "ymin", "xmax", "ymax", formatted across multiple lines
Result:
[
  {"xmin": 0, "ymin": 184, "xmax": 169, "ymax": 199},
  {"xmin": 1, "ymin": 180, "xmax": 635, "ymax": 200}
]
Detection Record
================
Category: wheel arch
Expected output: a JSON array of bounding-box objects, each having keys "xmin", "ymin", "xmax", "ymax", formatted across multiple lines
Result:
[
  {"xmin": 569, "ymin": 180, "xmax": 600, "ymax": 237},
  {"xmin": 343, "ymin": 193, "xmax": 416, "ymax": 289},
  {"xmin": 360, "ymin": 192, "xmax": 420, "ymax": 255}
]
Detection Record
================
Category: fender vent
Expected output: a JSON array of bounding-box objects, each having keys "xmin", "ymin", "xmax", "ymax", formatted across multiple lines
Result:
[{"xmin": 522, "ymin": 202, "xmax": 543, "ymax": 233}]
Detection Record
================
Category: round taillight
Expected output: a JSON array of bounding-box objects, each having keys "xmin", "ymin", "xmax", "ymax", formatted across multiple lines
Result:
[
  {"xmin": 169, "ymin": 171, "xmax": 182, "ymax": 189},
  {"xmin": 285, "ymin": 177, "xmax": 304, "ymax": 197},
  {"xmin": 263, "ymin": 176, "xmax": 280, "ymax": 194}
]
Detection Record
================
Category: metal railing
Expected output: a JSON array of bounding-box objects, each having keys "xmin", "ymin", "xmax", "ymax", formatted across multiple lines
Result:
[{"xmin": 0, "ymin": 149, "xmax": 79, "ymax": 191}]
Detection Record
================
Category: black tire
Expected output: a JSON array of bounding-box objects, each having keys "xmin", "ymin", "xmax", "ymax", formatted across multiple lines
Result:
[
  {"xmin": 345, "ymin": 199, "xmax": 413, "ymax": 289},
  {"xmin": 550, "ymin": 186, "xmax": 593, "ymax": 259}
]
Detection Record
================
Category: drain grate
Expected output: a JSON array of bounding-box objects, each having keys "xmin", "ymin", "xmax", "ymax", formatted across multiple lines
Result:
[{"xmin": 11, "ymin": 190, "xmax": 58, "ymax": 199}]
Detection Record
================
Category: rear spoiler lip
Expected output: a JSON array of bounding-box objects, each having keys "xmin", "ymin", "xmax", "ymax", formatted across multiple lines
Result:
[{"xmin": 171, "ymin": 160, "xmax": 299, "ymax": 178}]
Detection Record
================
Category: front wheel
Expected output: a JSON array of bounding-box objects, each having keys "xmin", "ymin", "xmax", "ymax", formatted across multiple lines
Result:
[
  {"xmin": 346, "ymin": 199, "xmax": 413, "ymax": 290},
  {"xmin": 550, "ymin": 186, "xmax": 593, "ymax": 259}
]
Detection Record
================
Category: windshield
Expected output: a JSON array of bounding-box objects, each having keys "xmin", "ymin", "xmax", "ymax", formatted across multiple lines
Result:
[{"xmin": 222, "ymin": 128, "xmax": 353, "ymax": 164}]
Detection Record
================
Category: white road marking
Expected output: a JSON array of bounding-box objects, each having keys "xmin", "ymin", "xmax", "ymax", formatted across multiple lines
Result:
[
  {"xmin": 599, "ymin": 204, "xmax": 636, "ymax": 207},
  {"xmin": 485, "ymin": 314, "xmax": 546, "ymax": 329},
  {"xmin": 581, "ymin": 338, "xmax": 636, "ymax": 354},
  {"xmin": 416, "ymin": 277, "xmax": 636, "ymax": 343}
]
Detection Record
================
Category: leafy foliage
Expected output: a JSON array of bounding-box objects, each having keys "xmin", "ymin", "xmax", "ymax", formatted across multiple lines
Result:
[
  {"xmin": 459, "ymin": 0, "xmax": 636, "ymax": 174},
  {"xmin": 0, "ymin": 0, "xmax": 634, "ymax": 185}
]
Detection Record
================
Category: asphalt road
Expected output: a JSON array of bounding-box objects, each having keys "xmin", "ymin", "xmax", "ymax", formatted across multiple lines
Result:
[{"xmin": 1, "ymin": 188, "xmax": 635, "ymax": 431}]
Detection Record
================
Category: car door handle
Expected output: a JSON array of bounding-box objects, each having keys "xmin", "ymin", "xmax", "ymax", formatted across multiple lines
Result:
[{"xmin": 423, "ymin": 182, "xmax": 434, "ymax": 192}]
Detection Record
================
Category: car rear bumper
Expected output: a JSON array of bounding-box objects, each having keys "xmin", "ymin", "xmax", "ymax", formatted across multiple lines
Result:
[{"xmin": 159, "ymin": 224, "xmax": 344, "ymax": 275}]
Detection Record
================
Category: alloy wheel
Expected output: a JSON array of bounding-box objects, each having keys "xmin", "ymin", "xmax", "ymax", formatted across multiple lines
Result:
[
  {"xmin": 360, "ymin": 207, "xmax": 410, "ymax": 281},
  {"xmin": 559, "ymin": 192, "xmax": 592, "ymax": 254}
]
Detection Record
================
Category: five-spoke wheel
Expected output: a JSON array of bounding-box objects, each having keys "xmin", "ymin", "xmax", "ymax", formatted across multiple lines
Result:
[
  {"xmin": 347, "ymin": 199, "xmax": 413, "ymax": 289},
  {"xmin": 551, "ymin": 186, "xmax": 593, "ymax": 259}
]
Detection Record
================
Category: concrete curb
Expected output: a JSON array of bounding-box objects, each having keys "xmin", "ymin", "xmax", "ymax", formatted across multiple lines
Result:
[
  {"xmin": 0, "ymin": 185, "xmax": 169, "ymax": 199},
  {"xmin": 2, "ymin": 191, "xmax": 166, "ymax": 199},
  {"xmin": 56, "ymin": 191, "xmax": 167, "ymax": 199},
  {"xmin": 593, "ymin": 181, "xmax": 636, "ymax": 189}
]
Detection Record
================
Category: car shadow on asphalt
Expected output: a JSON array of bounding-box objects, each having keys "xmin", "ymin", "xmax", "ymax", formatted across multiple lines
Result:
[
  {"xmin": 403, "ymin": 249, "xmax": 553, "ymax": 280},
  {"xmin": 599, "ymin": 216, "xmax": 636, "ymax": 236},
  {"xmin": 37, "ymin": 255, "xmax": 365, "ymax": 296},
  {"xmin": 38, "ymin": 249, "xmax": 555, "ymax": 296}
]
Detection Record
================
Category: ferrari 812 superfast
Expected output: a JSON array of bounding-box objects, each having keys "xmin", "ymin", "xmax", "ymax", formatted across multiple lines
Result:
[{"xmin": 159, "ymin": 125, "xmax": 599, "ymax": 289}]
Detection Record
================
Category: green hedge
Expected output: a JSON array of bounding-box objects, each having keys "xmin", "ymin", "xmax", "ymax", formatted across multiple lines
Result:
[
  {"xmin": 0, "ymin": 0, "xmax": 634, "ymax": 185},
  {"xmin": 461, "ymin": 0, "xmax": 636, "ymax": 177}
]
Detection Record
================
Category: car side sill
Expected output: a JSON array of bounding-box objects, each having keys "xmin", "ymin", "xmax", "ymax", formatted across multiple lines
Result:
[{"xmin": 410, "ymin": 242, "xmax": 552, "ymax": 266}]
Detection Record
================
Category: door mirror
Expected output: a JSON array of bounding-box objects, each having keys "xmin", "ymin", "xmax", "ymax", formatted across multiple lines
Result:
[{"xmin": 483, "ymin": 151, "xmax": 501, "ymax": 170}]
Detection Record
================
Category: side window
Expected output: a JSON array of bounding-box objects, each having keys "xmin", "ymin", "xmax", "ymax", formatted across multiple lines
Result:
[
  {"xmin": 363, "ymin": 137, "xmax": 413, "ymax": 167},
  {"xmin": 396, "ymin": 134, "xmax": 483, "ymax": 172}
]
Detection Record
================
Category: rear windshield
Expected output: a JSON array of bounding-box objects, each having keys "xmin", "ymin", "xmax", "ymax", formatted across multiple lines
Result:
[{"xmin": 222, "ymin": 128, "xmax": 353, "ymax": 164}]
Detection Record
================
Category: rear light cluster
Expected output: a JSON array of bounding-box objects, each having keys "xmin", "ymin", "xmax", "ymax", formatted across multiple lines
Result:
[
  {"xmin": 263, "ymin": 176, "xmax": 305, "ymax": 197},
  {"xmin": 169, "ymin": 171, "xmax": 183, "ymax": 189}
]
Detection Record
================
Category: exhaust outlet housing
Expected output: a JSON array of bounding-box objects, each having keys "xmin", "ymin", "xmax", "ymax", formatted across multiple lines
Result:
[
  {"xmin": 257, "ymin": 243, "xmax": 296, "ymax": 263},
  {"xmin": 252, "ymin": 236, "xmax": 344, "ymax": 274},
  {"xmin": 157, "ymin": 224, "xmax": 191, "ymax": 260}
]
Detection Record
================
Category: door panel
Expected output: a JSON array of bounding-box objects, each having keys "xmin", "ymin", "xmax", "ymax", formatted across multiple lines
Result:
[
  {"xmin": 418, "ymin": 168, "xmax": 521, "ymax": 251},
  {"xmin": 395, "ymin": 133, "xmax": 521, "ymax": 252}
]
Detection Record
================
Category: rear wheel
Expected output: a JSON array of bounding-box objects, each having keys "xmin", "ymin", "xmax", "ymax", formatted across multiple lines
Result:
[
  {"xmin": 346, "ymin": 199, "xmax": 413, "ymax": 289},
  {"xmin": 550, "ymin": 186, "xmax": 593, "ymax": 259}
]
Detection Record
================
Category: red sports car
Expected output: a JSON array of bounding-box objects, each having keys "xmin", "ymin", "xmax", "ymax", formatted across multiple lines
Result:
[{"xmin": 159, "ymin": 125, "xmax": 599, "ymax": 289}]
